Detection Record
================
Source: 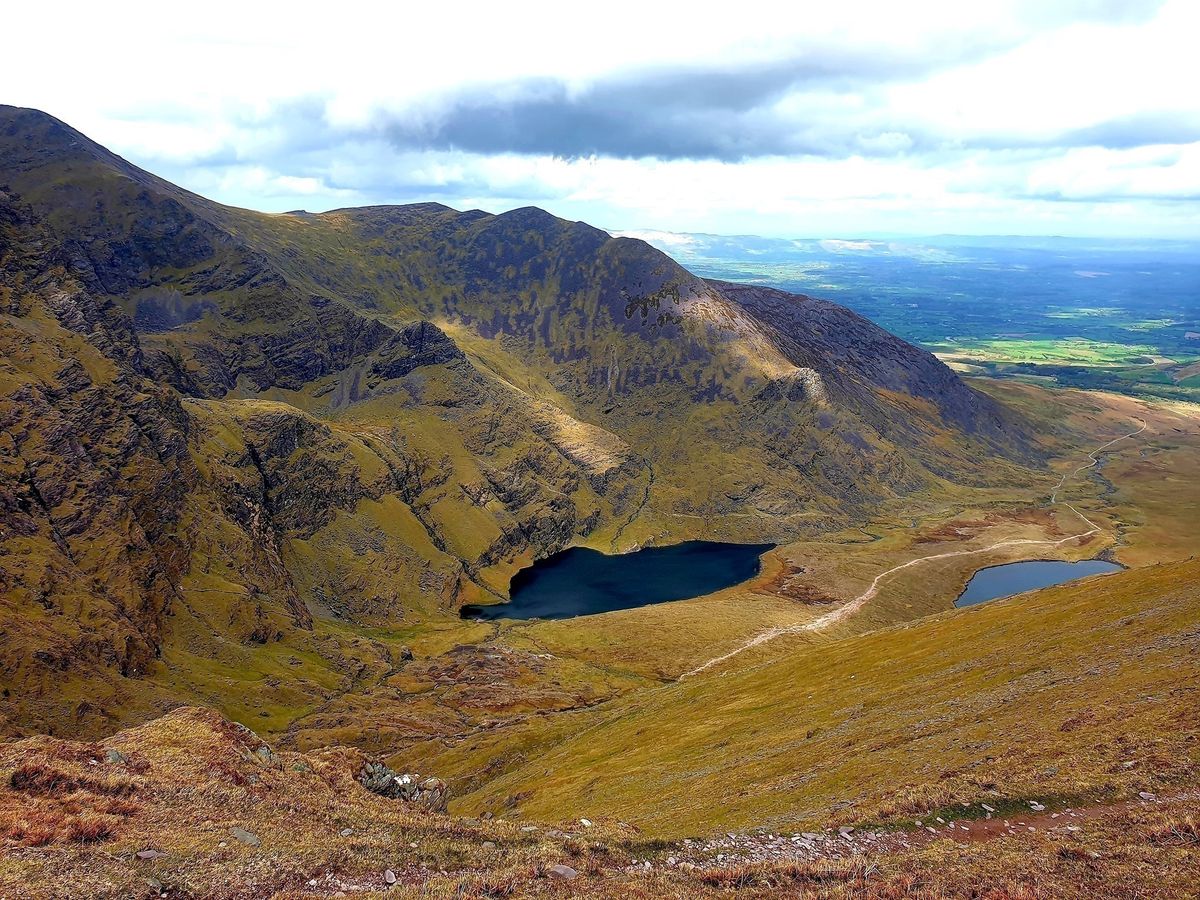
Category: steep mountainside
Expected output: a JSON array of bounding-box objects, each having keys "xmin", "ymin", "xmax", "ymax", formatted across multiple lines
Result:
[{"xmin": 1, "ymin": 105, "xmax": 1040, "ymax": 737}]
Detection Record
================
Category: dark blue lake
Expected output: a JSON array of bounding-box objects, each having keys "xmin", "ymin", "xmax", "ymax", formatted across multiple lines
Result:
[
  {"xmin": 954, "ymin": 559, "xmax": 1123, "ymax": 608},
  {"xmin": 461, "ymin": 541, "xmax": 775, "ymax": 620}
]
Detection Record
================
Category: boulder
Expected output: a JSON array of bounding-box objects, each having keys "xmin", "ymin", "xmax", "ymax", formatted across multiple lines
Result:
[
  {"xmin": 230, "ymin": 827, "xmax": 260, "ymax": 846},
  {"xmin": 359, "ymin": 762, "xmax": 449, "ymax": 812}
]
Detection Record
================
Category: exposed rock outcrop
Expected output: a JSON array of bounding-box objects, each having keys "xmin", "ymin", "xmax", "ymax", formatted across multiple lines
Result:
[{"xmin": 360, "ymin": 761, "xmax": 449, "ymax": 812}]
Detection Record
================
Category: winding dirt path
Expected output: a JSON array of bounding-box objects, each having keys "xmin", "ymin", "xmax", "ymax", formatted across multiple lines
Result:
[{"xmin": 680, "ymin": 419, "xmax": 1148, "ymax": 679}]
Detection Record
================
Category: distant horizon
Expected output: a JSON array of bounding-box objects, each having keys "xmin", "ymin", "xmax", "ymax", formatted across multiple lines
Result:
[{"xmin": 608, "ymin": 225, "xmax": 1200, "ymax": 246}]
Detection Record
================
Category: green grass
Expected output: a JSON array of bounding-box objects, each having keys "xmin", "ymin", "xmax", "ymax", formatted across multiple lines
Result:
[{"xmin": 440, "ymin": 557, "xmax": 1200, "ymax": 840}]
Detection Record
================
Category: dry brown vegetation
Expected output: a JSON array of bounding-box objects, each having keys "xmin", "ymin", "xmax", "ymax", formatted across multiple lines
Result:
[{"xmin": 1, "ymin": 709, "xmax": 1196, "ymax": 900}]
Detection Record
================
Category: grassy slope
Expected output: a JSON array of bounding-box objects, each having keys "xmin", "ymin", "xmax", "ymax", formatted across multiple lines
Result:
[
  {"xmin": 0, "ymin": 706, "xmax": 644, "ymax": 899},
  {"xmin": 232, "ymin": 383, "xmax": 1197, "ymax": 797},
  {"xmin": 3, "ymin": 707, "xmax": 1197, "ymax": 899},
  {"xmin": 377, "ymin": 385, "xmax": 1198, "ymax": 792},
  {"xmin": 374, "ymin": 384, "xmax": 1199, "ymax": 822},
  {"xmin": 445, "ymin": 555, "xmax": 1199, "ymax": 840}
]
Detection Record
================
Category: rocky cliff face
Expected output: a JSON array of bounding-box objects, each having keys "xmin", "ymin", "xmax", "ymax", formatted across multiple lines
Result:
[
  {"xmin": 0, "ymin": 191, "xmax": 194, "ymax": 723},
  {"xmin": 0, "ymin": 187, "xmax": 645, "ymax": 734},
  {"xmin": 0, "ymin": 105, "xmax": 1042, "ymax": 737}
]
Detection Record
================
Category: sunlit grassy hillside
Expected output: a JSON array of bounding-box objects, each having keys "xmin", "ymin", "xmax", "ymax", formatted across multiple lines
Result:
[{"xmin": 446, "ymin": 556, "xmax": 1200, "ymax": 839}]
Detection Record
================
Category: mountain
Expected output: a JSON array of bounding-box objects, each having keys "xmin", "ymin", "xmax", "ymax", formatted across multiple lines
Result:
[
  {"xmin": 2, "ymin": 106, "xmax": 1198, "ymax": 899},
  {"xmin": 615, "ymin": 226, "xmax": 1200, "ymax": 406},
  {"xmin": 1, "ymin": 105, "xmax": 1037, "ymax": 737}
]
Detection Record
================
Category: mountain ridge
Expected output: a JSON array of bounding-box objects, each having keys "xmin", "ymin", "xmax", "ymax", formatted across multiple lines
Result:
[{"xmin": 1, "ymin": 104, "xmax": 1040, "ymax": 740}]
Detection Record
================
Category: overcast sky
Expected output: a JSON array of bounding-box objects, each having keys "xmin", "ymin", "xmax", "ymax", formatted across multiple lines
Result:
[{"xmin": 6, "ymin": 0, "xmax": 1198, "ymax": 237}]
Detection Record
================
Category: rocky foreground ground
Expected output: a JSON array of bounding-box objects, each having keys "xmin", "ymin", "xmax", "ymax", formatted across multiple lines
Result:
[{"xmin": 1, "ymin": 707, "xmax": 1196, "ymax": 899}]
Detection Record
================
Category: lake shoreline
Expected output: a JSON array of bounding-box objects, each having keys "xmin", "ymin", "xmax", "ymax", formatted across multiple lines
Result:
[
  {"xmin": 954, "ymin": 558, "xmax": 1125, "ymax": 608},
  {"xmin": 460, "ymin": 540, "xmax": 776, "ymax": 621}
]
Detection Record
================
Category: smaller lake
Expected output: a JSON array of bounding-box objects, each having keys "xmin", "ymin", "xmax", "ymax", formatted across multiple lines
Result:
[
  {"xmin": 954, "ymin": 559, "xmax": 1123, "ymax": 608},
  {"xmin": 461, "ymin": 541, "xmax": 775, "ymax": 620}
]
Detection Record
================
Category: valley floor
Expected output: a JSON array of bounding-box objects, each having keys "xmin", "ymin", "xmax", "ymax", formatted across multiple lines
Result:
[
  {"xmin": 329, "ymin": 382, "xmax": 1200, "ymax": 795},
  {"xmin": 3, "ymin": 382, "xmax": 1198, "ymax": 897}
]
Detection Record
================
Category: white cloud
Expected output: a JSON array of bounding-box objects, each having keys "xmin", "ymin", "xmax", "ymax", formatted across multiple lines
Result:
[
  {"xmin": 3, "ymin": 0, "xmax": 1197, "ymax": 237},
  {"xmin": 1023, "ymin": 145, "xmax": 1200, "ymax": 201},
  {"xmin": 612, "ymin": 230, "xmax": 701, "ymax": 250},
  {"xmin": 820, "ymin": 240, "xmax": 879, "ymax": 252}
]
